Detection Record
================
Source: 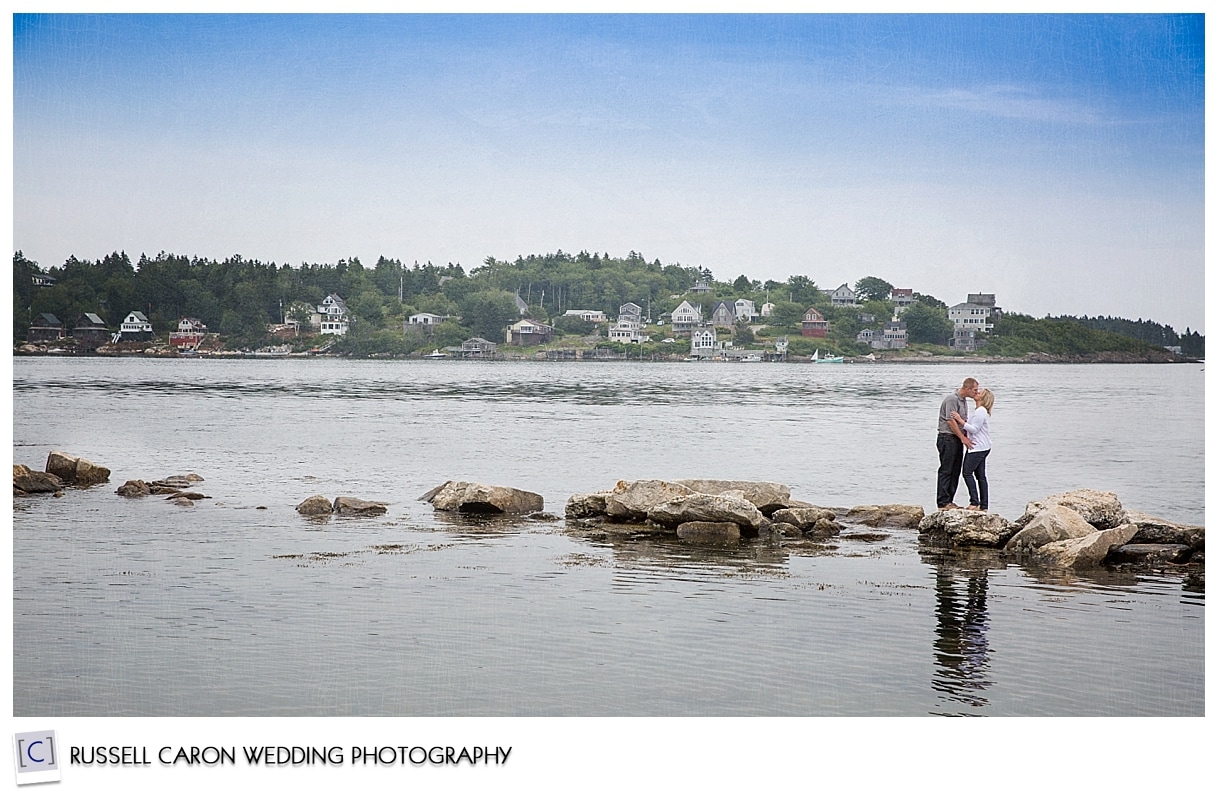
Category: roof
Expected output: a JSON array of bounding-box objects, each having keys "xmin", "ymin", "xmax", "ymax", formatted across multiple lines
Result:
[
  {"xmin": 126, "ymin": 311, "xmax": 150, "ymax": 322},
  {"xmin": 35, "ymin": 313, "xmax": 62, "ymax": 326},
  {"xmin": 79, "ymin": 313, "xmax": 106, "ymax": 326}
]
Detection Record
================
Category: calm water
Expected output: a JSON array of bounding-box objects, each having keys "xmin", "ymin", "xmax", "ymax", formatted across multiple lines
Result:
[{"xmin": 11, "ymin": 358, "xmax": 1204, "ymax": 715}]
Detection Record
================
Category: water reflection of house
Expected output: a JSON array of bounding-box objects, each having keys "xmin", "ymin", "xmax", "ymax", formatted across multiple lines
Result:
[
  {"xmin": 73, "ymin": 313, "xmax": 111, "ymax": 351},
  {"xmin": 27, "ymin": 313, "xmax": 65, "ymax": 343}
]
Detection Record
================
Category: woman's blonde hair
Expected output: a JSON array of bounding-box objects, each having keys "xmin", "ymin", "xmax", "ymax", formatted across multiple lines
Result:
[{"xmin": 977, "ymin": 388, "xmax": 995, "ymax": 412}]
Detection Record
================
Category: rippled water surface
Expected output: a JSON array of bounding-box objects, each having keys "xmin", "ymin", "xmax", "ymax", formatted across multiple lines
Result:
[{"xmin": 12, "ymin": 358, "xmax": 1204, "ymax": 715}]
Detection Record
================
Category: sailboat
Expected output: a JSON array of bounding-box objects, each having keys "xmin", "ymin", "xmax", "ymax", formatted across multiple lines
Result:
[{"xmin": 814, "ymin": 348, "xmax": 844, "ymax": 364}]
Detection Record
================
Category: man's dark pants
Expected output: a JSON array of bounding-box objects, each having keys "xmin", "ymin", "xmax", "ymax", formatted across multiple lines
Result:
[{"xmin": 936, "ymin": 432, "xmax": 964, "ymax": 508}]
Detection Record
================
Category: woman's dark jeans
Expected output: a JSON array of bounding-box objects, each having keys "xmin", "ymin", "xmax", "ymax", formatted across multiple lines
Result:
[{"xmin": 962, "ymin": 449, "xmax": 990, "ymax": 510}]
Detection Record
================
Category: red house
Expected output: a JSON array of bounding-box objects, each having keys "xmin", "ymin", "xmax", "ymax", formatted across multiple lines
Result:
[{"xmin": 801, "ymin": 307, "xmax": 828, "ymax": 338}]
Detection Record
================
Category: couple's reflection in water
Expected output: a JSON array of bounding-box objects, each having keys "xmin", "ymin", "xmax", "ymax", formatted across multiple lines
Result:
[{"xmin": 925, "ymin": 549, "xmax": 998, "ymax": 714}]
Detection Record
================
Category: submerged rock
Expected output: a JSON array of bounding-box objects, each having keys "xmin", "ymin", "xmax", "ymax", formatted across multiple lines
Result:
[
  {"xmin": 675, "ymin": 521, "xmax": 742, "ymax": 542},
  {"xmin": 422, "ymin": 481, "xmax": 543, "ymax": 515},
  {"xmin": 1107, "ymin": 543, "xmax": 1193, "ymax": 565},
  {"xmin": 918, "ymin": 510, "xmax": 1018, "ymax": 548},
  {"xmin": 333, "ymin": 497, "xmax": 388, "ymax": 516},
  {"xmin": 14, "ymin": 464, "xmax": 63, "ymax": 494},
  {"xmin": 1033, "ymin": 524, "xmax": 1139, "ymax": 567}
]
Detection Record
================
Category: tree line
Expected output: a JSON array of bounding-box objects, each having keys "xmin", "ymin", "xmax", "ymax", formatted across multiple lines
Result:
[{"xmin": 12, "ymin": 249, "xmax": 1202, "ymax": 359}]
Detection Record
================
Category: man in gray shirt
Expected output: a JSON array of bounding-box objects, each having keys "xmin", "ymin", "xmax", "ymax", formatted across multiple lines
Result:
[{"xmin": 937, "ymin": 377, "xmax": 979, "ymax": 509}]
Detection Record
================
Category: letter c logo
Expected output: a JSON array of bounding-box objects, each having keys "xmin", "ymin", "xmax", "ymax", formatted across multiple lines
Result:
[{"xmin": 26, "ymin": 740, "xmax": 45, "ymax": 763}]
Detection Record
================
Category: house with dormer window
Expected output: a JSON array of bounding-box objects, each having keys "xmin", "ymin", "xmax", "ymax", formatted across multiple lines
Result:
[{"xmin": 120, "ymin": 311, "xmax": 154, "ymax": 341}]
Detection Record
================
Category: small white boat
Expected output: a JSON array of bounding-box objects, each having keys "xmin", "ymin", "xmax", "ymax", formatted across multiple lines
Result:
[
  {"xmin": 740, "ymin": 353, "xmax": 762, "ymax": 362},
  {"xmin": 423, "ymin": 349, "xmax": 448, "ymax": 359}
]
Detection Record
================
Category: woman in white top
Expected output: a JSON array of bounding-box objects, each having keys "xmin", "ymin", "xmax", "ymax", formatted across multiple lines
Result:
[{"xmin": 950, "ymin": 388, "xmax": 993, "ymax": 511}]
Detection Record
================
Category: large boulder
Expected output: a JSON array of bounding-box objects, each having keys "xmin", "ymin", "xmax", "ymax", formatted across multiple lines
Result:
[
  {"xmin": 844, "ymin": 504, "xmax": 925, "ymax": 529},
  {"xmin": 422, "ymin": 481, "xmax": 543, "ymax": 515},
  {"xmin": 14, "ymin": 464, "xmax": 63, "ymax": 494},
  {"xmin": 1018, "ymin": 489, "xmax": 1127, "ymax": 530},
  {"xmin": 333, "ymin": 497, "xmax": 388, "ymax": 516},
  {"xmin": 1124, "ymin": 510, "xmax": 1205, "ymax": 549},
  {"xmin": 151, "ymin": 474, "xmax": 204, "ymax": 489},
  {"xmin": 673, "ymin": 479, "xmax": 790, "ymax": 515},
  {"xmin": 1033, "ymin": 524, "xmax": 1139, "ymax": 567},
  {"xmin": 565, "ymin": 491, "xmax": 611, "ymax": 519},
  {"xmin": 1004, "ymin": 505, "xmax": 1097, "ymax": 552},
  {"xmin": 296, "ymin": 495, "xmax": 333, "ymax": 515},
  {"xmin": 647, "ymin": 492, "xmax": 765, "ymax": 530},
  {"xmin": 45, "ymin": 451, "xmax": 110, "ymax": 485},
  {"xmin": 918, "ymin": 509, "xmax": 1018, "ymax": 548},
  {"xmin": 603, "ymin": 480, "xmax": 695, "ymax": 521}
]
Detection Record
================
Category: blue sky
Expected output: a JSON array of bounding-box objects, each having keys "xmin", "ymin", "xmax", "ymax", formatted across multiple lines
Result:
[{"xmin": 12, "ymin": 14, "xmax": 1205, "ymax": 332}]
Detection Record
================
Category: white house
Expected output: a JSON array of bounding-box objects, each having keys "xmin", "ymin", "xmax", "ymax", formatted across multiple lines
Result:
[
  {"xmin": 690, "ymin": 328, "xmax": 718, "ymax": 356},
  {"xmin": 670, "ymin": 300, "xmax": 702, "ymax": 334},
  {"xmin": 618, "ymin": 302, "xmax": 643, "ymax": 324},
  {"xmin": 408, "ymin": 312, "xmax": 446, "ymax": 326},
  {"xmin": 949, "ymin": 293, "xmax": 1001, "ymax": 333},
  {"xmin": 562, "ymin": 309, "xmax": 607, "ymax": 323},
  {"xmin": 734, "ymin": 299, "xmax": 758, "ymax": 322},
  {"xmin": 120, "ymin": 310, "xmax": 153, "ymax": 340},
  {"xmin": 824, "ymin": 283, "xmax": 857, "ymax": 306},
  {"xmin": 318, "ymin": 293, "xmax": 350, "ymax": 335},
  {"xmin": 760, "ymin": 302, "xmax": 776, "ymax": 317},
  {"xmin": 608, "ymin": 319, "xmax": 650, "ymax": 344}
]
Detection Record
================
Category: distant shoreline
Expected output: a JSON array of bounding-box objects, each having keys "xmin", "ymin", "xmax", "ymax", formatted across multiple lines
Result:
[{"xmin": 12, "ymin": 349, "xmax": 1199, "ymax": 364}]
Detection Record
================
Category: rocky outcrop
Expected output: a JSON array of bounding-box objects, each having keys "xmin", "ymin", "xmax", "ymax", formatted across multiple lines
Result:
[
  {"xmin": 14, "ymin": 464, "xmax": 63, "ymax": 494},
  {"xmin": 1017, "ymin": 489, "xmax": 1127, "ymax": 530},
  {"xmin": 647, "ymin": 492, "xmax": 765, "ymax": 530},
  {"xmin": 771, "ymin": 507, "xmax": 840, "ymax": 537},
  {"xmin": 116, "ymin": 480, "xmax": 152, "ymax": 497},
  {"xmin": 151, "ymin": 474, "xmax": 204, "ymax": 489},
  {"xmin": 1005, "ymin": 505, "xmax": 1097, "ymax": 552},
  {"xmin": 334, "ymin": 497, "xmax": 388, "ymax": 516},
  {"xmin": 566, "ymin": 491, "xmax": 611, "ymax": 519},
  {"xmin": 673, "ymin": 480, "xmax": 791, "ymax": 515},
  {"xmin": 604, "ymin": 480, "xmax": 696, "ymax": 521},
  {"xmin": 422, "ymin": 481, "xmax": 543, "ymax": 515},
  {"xmin": 45, "ymin": 451, "xmax": 110, "ymax": 486},
  {"xmin": 918, "ymin": 510, "xmax": 1018, "ymax": 548},
  {"xmin": 1124, "ymin": 510, "xmax": 1205, "ymax": 549},
  {"xmin": 676, "ymin": 521, "xmax": 742, "ymax": 542},
  {"xmin": 167, "ymin": 491, "xmax": 209, "ymax": 501},
  {"xmin": 1033, "ymin": 524, "xmax": 1139, "ymax": 567},
  {"xmin": 296, "ymin": 495, "xmax": 333, "ymax": 515},
  {"xmin": 843, "ymin": 504, "xmax": 925, "ymax": 529}
]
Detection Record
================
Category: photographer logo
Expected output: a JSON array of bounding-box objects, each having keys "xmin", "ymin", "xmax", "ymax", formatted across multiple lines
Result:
[{"xmin": 12, "ymin": 731, "xmax": 60, "ymax": 785}]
